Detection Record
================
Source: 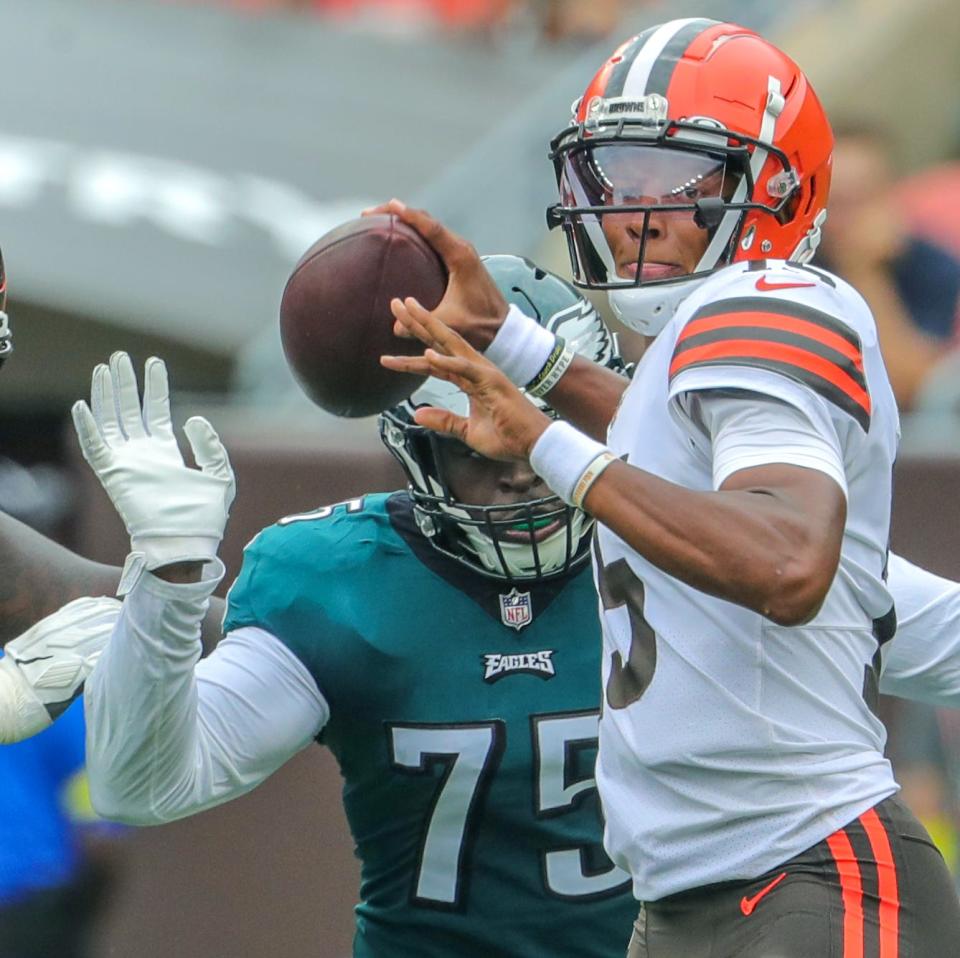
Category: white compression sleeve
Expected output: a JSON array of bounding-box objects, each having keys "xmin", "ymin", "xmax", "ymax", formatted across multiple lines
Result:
[{"xmin": 84, "ymin": 565, "xmax": 329, "ymax": 825}]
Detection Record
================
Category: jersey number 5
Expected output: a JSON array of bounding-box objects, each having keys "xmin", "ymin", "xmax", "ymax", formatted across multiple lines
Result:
[{"xmin": 597, "ymin": 557, "xmax": 658, "ymax": 709}]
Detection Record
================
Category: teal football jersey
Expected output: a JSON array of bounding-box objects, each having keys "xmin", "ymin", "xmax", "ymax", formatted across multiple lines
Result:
[{"xmin": 224, "ymin": 493, "xmax": 635, "ymax": 957}]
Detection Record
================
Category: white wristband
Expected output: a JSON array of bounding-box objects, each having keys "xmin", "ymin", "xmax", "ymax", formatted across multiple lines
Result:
[
  {"xmin": 484, "ymin": 303, "xmax": 557, "ymax": 386},
  {"xmin": 529, "ymin": 421, "xmax": 612, "ymax": 505}
]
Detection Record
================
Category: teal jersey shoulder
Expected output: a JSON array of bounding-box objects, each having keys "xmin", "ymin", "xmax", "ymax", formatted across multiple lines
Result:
[{"xmin": 224, "ymin": 493, "xmax": 634, "ymax": 958}]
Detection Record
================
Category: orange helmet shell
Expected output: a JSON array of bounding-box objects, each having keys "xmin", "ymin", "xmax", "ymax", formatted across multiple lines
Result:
[{"xmin": 572, "ymin": 19, "xmax": 833, "ymax": 264}]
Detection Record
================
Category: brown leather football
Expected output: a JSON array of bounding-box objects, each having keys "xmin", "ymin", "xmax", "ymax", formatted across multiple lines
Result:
[{"xmin": 279, "ymin": 214, "xmax": 447, "ymax": 417}]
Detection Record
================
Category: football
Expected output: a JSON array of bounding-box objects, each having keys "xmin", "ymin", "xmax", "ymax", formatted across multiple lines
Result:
[{"xmin": 279, "ymin": 214, "xmax": 447, "ymax": 417}]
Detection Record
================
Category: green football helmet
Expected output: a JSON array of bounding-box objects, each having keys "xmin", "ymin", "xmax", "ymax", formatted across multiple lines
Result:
[{"xmin": 379, "ymin": 254, "xmax": 625, "ymax": 582}]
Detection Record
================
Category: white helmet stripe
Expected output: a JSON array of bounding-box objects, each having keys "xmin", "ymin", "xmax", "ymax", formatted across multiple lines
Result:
[
  {"xmin": 697, "ymin": 76, "xmax": 783, "ymax": 272},
  {"xmin": 621, "ymin": 18, "xmax": 709, "ymax": 98},
  {"xmin": 749, "ymin": 76, "xmax": 784, "ymax": 182}
]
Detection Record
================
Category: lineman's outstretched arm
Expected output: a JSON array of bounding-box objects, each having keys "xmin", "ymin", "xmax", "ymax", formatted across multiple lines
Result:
[
  {"xmin": 72, "ymin": 351, "xmax": 325, "ymax": 823},
  {"xmin": 84, "ymin": 565, "xmax": 326, "ymax": 825}
]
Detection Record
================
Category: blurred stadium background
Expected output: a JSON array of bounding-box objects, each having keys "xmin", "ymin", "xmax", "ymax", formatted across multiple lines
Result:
[{"xmin": 2, "ymin": 0, "xmax": 960, "ymax": 954}]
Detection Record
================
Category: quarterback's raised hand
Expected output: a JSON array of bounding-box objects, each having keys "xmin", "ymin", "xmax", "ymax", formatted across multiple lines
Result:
[
  {"xmin": 382, "ymin": 297, "xmax": 552, "ymax": 462},
  {"xmin": 72, "ymin": 352, "xmax": 235, "ymax": 572},
  {"xmin": 362, "ymin": 199, "xmax": 508, "ymax": 350}
]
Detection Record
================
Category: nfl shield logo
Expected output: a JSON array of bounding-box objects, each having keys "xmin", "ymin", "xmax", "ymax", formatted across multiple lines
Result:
[{"xmin": 499, "ymin": 588, "xmax": 533, "ymax": 631}]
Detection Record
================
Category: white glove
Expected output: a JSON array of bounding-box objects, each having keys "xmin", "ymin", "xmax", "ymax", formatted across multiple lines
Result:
[
  {"xmin": 0, "ymin": 595, "xmax": 122, "ymax": 744},
  {"xmin": 72, "ymin": 352, "xmax": 235, "ymax": 572}
]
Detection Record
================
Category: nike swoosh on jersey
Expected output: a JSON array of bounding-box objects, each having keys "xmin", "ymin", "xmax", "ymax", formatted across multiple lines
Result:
[
  {"xmin": 740, "ymin": 871, "xmax": 788, "ymax": 916},
  {"xmin": 755, "ymin": 277, "xmax": 816, "ymax": 292}
]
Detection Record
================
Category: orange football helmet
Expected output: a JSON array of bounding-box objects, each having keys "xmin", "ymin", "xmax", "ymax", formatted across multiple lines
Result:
[{"xmin": 547, "ymin": 18, "xmax": 834, "ymax": 333}]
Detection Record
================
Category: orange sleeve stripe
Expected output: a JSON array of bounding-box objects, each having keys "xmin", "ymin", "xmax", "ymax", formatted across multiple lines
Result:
[
  {"xmin": 669, "ymin": 339, "xmax": 872, "ymax": 418},
  {"xmin": 677, "ymin": 311, "xmax": 865, "ymax": 373}
]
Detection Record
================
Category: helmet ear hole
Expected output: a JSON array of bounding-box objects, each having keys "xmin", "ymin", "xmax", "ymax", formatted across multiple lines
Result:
[
  {"xmin": 775, "ymin": 190, "xmax": 801, "ymax": 226},
  {"xmin": 800, "ymin": 175, "xmax": 818, "ymax": 218}
]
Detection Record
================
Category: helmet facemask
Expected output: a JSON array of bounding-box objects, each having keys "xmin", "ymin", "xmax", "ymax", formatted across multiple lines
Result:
[
  {"xmin": 379, "ymin": 254, "xmax": 625, "ymax": 583},
  {"xmin": 547, "ymin": 89, "xmax": 808, "ymax": 334},
  {"xmin": 549, "ymin": 111, "xmax": 803, "ymax": 285},
  {"xmin": 381, "ymin": 403, "xmax": 590, "ymax": 582}
]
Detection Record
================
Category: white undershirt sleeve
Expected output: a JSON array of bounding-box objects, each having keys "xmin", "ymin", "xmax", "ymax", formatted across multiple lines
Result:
[
  {"xmin": 84, "ymin": 563, "xmax": 329, "ymax": 826},
  {"xmin": 683, "ymin": 390, "xmax": 848, "ymax": 495},
  {"xmin": 880, "ymin": 552, "xmax": 960, "ymax": 708}
]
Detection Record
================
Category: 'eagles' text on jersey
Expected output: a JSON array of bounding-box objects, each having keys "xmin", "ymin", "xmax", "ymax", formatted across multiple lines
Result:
[
  {"xmin": 224, "ymin": 493, "xmax": 633, "ymax": 957},
  {"xmin": 594, "ymin": 261, "xmax": 900, "ymax": 901}
]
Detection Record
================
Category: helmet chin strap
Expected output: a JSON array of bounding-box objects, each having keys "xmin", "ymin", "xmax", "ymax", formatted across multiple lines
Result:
[{"xmin": 790, "ymin": 208, "xmax": 828, "ymax": 263}]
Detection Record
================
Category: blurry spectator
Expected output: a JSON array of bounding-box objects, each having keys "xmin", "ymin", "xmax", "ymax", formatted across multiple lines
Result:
[
  {"xmin": 181, "ymin": 0, "xmax": 623, "ymax": 41},
  {"xmin": 816, "ymin": 122, "xmax": 960, "ymax": 410},
  {"xmin": 0, "ymin": 700, "xmax": 124, "ymax": 958},
  {"xmin": 898, "ymin": 161, "xmax": 960, "ymax": 263},
  {"xmin": 538, "ymin": 0, "xmax": 621, "ymax": 42}
]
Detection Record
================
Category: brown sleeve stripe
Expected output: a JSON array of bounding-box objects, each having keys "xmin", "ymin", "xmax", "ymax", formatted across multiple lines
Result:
[
  {"xmin": 670, "ymin": 342, "xmax": 871, "ymax": 431},
  {"xmin": 690, "ymin": 296, "xmax": 861, "ymax": 349},
  {"xmin": 670, "ymin": 303, "xmax": 871, "ymax": 431},
  {"xmin": 676, "ymin": 311, "xmax": 865, "ymax": 376}
]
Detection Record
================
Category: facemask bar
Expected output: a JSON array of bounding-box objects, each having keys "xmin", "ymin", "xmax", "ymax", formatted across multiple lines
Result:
[
  {"xmin": 379, "ymin": 409, "xmax": 593, "ymax": 583},
  {"xmin": 547, "ymin": 117, "xmax": 799, "ymax": 290},
  {"xmin": 418, "ymin": 426, "xmax": 587, "ymax": 582}
]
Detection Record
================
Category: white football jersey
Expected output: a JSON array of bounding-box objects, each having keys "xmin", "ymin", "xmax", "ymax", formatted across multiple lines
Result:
[{"xmin": 594, "ymin": 260, "xmax": 901, "ymax": 901}]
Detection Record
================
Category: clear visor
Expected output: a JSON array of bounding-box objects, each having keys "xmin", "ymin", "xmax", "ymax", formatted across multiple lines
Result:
[
  {"xmin": 558, "ymin": 144, "xmax": 740, "ymax": 287},
  {"xmin": 562, "ymin": 144, "xmax": 728, "ymax": 208}
]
